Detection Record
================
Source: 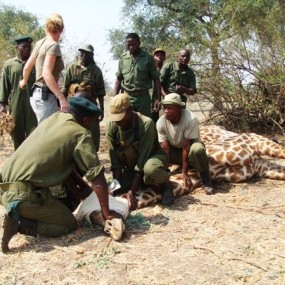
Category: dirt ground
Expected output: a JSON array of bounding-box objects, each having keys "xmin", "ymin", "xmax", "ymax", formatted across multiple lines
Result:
[{"xmin": 0, "ymin": 97, "xmax": 285, "ymax": 285}]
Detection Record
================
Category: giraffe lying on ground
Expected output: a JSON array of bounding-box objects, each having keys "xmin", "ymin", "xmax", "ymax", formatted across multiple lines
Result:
[{"xmin": 73, "ymin": 125, "xmax": 285, "ymax": 238}]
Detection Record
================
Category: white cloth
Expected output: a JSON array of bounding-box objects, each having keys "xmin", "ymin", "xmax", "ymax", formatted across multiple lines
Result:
[
  {"xmin": 156, "ymin": 109, "xmax": 200, "ymax": 148},
  {"xmin": 73, "ymin": 192, "xmax": 130, "ymax": 223}
]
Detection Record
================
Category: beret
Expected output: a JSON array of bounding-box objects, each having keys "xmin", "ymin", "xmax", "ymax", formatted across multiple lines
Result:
[{"xmin": 68, "ymin": 97, "xmax": 101, "ymax": 117}]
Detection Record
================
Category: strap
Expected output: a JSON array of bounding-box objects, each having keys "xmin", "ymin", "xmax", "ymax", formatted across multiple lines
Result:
[{"xmin": 113, "ymin": 112, "xmax": 139, "ymax": 148}]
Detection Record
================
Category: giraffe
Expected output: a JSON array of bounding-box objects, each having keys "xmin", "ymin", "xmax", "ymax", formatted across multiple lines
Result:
[{"xmin": 73, "ymin": 125, "xmax": 285, "ymax": 238}]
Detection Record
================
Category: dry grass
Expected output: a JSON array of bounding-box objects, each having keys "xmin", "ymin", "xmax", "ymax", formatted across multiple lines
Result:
[{"xmin": 1, "ymin": 107, "xmax": 285, "ymax": 284}]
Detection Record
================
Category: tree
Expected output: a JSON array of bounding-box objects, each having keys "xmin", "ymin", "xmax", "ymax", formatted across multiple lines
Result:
[
  {"xmin": 0, "ymin": 3, "xmax": 44, "ymax": 68},
  {"xmin": 108, "ymin": 0, "xmax": 285, "ymax": 133}
]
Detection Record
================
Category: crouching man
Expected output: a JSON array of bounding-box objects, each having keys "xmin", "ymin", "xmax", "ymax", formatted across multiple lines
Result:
[
  {"xmin": 156, "ymin": 93, "xmax": 214, "ymax": 194},
  {"xmin": 106, "ymin": 93, "xmax": 174, "ymax": 210},
  {"xmin": 0, "ymin": 96, "xmax": 120, "ymax": 253}
]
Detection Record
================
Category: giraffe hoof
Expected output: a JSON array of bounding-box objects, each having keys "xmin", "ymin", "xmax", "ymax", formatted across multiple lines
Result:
[{"xmin": 104, "ymin": 218, "xmax": 125, "ymax": 241}]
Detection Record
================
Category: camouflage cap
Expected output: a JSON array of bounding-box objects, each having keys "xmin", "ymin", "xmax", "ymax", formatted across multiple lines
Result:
[
  {"xmin": 14, "ymin": 36, "xmax": 33, "ymax": 45},
  {"xmin": 78, "ymin": 44, "xmax": 94, "ymax": 53}
]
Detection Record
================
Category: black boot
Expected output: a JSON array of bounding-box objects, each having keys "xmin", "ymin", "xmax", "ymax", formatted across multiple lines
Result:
[
  {"xmin": 161, "ymin": 181, "xmax": 174, "ymax": 206},
  {"xmin": 200, "ymin": 171, "xmax": 215, "ymax": 195},
  {"xmin": 18, "ymin": 217, "xmax": 38, "ymax": 236},
  {"xmin": 1, "ymin": 214, "xmax": 19, "ymax": 253}
]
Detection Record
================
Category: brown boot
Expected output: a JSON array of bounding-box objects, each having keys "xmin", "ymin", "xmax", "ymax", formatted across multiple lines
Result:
[
  {"xmin": 200, "ymin": 171, "xmax": 215, "ymax": 195},
  {"xmin": 1, "ymin": 214, "xmax": 19, "ymax": 253}
]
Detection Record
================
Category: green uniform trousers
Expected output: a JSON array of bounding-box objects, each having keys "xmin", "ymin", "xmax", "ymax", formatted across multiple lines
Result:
[
  {"xmin": 0, "ymin": 185, "xmax": 77, "ymax": 237},
  {"xmin": 10, "ymin": 90, "xmax": 37, "ymax": 149},
  {"xmin": 90, "ymin": 118, "xmax": 100, "ymax": 152},
  {"xmin": 127, "ymin": 92, "xmax": 152, "ymax": 118},
  {"xmin": 169, "ymin": 142, "xmax": 209, "ymax": 173},
  {"xmin": 119, "ymin": 149, "xmax": 169, "ymax": 191}
]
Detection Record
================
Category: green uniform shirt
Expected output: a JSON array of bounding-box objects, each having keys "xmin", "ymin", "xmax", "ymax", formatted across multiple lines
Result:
[
  {"xmin": 160, "ymin": 61, "xmax": 197, "ymax": 94},
  {"xmin": 62, "ymin": 59, "xmax": 106, "ymax": 98},
  {"xmin": 106, "ymin": 112, "xmax": 160, "ymax": 172},
  {"xmin": 0, "ymin": 56, "xmax": 35, "ymax": 104},
  {"xmin": 116, "ymin": 49, "xmax": 159, "ymax": 92},
  {"xmin": 0, "ymin": 56, "xmax": 37, "ymax": 149},
  {"xmin": 2, "ymin": 112, "xmax": 103, "ymax": 187}
]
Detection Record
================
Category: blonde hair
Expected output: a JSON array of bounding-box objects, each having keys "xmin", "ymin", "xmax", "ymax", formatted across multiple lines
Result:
[{"xmin": 45, "ymin": 13, "xmax": 64, "ymax": 33}]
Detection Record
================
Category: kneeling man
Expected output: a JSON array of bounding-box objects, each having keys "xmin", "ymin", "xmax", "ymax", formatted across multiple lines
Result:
[
  {"xmin": 156, "ymin": 93, "xmax": 214, "ymax": 195},
  {"xmin": 0, "ymin": 96, "xmax": 119, "ymax": 253}
]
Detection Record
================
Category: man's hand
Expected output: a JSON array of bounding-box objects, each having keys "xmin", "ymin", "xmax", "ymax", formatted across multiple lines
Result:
[
  {"xmin": 98, "ymin": 113, "xmax": 104, "ymax": 122},
  {"xmin": 153, "ymin": 99, "xmax": 161, "ymax": 112},
  {"xmin": 104, "ymin": 210, "xmax": 124, "ymax": 221},
  {"xmin": 19, "ymin": 79, "xmax": 26, "ymax": 89},
  {"xmin": 182, "ymin": 172, "xmax": 193, "ymax": 190},
  {"xmin": 129, "ymin": 190, "xmax": 138, "ymax": 211},
  {"xmin": 175, "ymin": 85, "xmax": 186, "ymax": 95}
]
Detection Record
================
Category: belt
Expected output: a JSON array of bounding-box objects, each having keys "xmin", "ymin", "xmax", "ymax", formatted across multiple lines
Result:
[
  {"xmin": 126, "ymin": 90, "xmax": 148, "ymax": 96},
  {"xmin": 0, "ymin": 181, "xmax": 36, "ymax": 192}
]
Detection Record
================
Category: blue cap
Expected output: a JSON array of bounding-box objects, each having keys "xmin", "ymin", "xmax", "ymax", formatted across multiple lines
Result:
[{"xmin": 68, "ymin": 97, "xmax": 101, "ymax": 117}]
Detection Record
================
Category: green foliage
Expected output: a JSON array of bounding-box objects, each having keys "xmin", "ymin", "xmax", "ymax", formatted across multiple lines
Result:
[{"xmin": 0, "ymin": 3, "xmax": 44, "ymax": 67}]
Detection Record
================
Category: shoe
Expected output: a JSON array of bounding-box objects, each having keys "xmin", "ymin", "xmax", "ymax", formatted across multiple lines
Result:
[
  {"xmin": 200, "ymin": 171, "xmax": 215, "ymax": 195},
  {"xmin": 1, "ymin": 214, "xmax": 19, "ymax": 253},
  {"xmin": 161, "ymin": 182, "xmax": 174, "ymax": 206},
  {"xmin": 203, "ymin": 181, "xmax": 215, "ymax": 195}
]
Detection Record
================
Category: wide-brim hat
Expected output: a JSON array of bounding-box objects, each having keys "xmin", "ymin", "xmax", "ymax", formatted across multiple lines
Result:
[
  {"xmin": 161, "ymin": 93, "xmax": 185, "ymax": 107},
  {"xmin": 109, "ymin": 93, "xmax": 131, "ymax": 121}
]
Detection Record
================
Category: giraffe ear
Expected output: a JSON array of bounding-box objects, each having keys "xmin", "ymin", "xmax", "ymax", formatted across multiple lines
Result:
[{"xmin": 104, "ymin": 218, "xmax": 125, "ymax": 241}]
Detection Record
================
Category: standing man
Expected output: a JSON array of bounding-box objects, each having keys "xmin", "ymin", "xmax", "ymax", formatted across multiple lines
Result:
[
  {"xmin": 114, "ymin": 33, "xmax": 161, "ymax": 118},
  {"xmin": 106, "ymin": 93, "xmax": 174, "ymax": 209},
  {"xmin": 156, "ymin": 93, "xmax": 214, "ymax": 195},
  {"xmin": 152, "ymin": 48, "xmax": 166, "ymax": 122},
  {"xmin": 0, "ymin": 36, "xmax": 37, "ymax": 149},
  {"xmin": 153, "ymin": 48, "xmax": 166, "ymax": 71},
  {"xmin": 63, "ymin": 44, "xmax": 106, "ymax": 151},
  {"xmin": 160, "ymin": 48, "xmax": 197, "ymax": 104},
  {"xmin": 0, "ymin": 97, "xmax": 119, "ymax": 253}
]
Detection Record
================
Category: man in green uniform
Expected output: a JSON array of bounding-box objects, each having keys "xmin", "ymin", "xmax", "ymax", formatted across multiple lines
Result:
[
  {"xmin": 62, "ymin": 44, "xmax": 106, "ymax": 151},
  {"xmin": 160, "ymin": 48, "xmax": 197, "ymax": 104},
  {"xmin": 114, "ymin": 33, "xmax": 161, "ymax": 118},
  {"xmin": 106, "ymin": 93, "xmax": 174, "ymax": 210},
  {"xmin": 0, "ymin": 96, "xmax": 119, "ymax": 253},
  {"xmin": 0, "ymin": 36, "xmax": 37, "ymax": 149},
  {"xmin": 152, "ymin": 48, "xmax": 166, "ymax": 122}
]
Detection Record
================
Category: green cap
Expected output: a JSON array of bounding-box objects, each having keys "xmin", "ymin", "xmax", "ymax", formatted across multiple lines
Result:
[
  {"xmin": 14, "ymin": 36, "xmax": 33, "ymax": 45},
  {"xmin": 78, "ymin": 44, "xmax": 94, "ymax": 53},
  {"xmin": 68, "ymin": 97, "xmax": 101, "ymax": 117}
]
